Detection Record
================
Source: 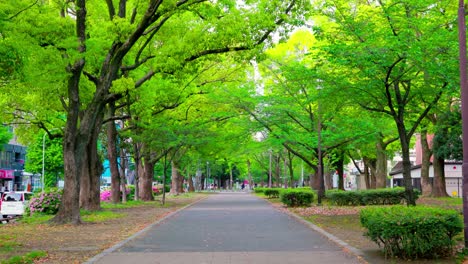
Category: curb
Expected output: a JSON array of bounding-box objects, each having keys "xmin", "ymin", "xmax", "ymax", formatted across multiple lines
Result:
[
  {"xmin": 83, "ymin": 195, "xmax": 210, "ymax": 264},
  {"xmin": 253, "ymin": 194, "xmax": 369, "ymax": 264}
]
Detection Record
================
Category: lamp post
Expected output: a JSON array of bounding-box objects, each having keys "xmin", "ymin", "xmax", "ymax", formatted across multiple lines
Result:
[
  {"xmin": 206, "ymin": 161, "xmax": 209, "ymax": 190},
  {"xmin": 316, "ymin": 82, "xmax": 324, "ymax": 205},
  {"xmin": 42, "ymin": 132, "xmax": 47, "ymax": 193}
]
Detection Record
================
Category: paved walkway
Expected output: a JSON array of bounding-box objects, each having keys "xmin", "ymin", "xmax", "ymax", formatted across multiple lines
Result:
[{"xmin": 87, "ymin": 193, "xmax": 364, "ymax": 264}]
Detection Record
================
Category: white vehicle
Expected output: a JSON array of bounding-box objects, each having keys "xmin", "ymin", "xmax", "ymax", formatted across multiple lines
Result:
[{"xmin": 1, "ymin": 192, "xmax": 33, "ymax": 217}]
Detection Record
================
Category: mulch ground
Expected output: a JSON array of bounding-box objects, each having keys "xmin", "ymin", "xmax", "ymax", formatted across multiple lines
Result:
[{"xmin": 0, "ymin": 194, "xmax": 206, "ymax": 264}]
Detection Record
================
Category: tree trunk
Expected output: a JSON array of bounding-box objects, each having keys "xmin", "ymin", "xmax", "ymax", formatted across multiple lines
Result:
[
  {"xmin": 336, "ymin": 152, "xmax": 344, "ymax": 190},
  {"xmin": 178, "ymin": 173, "xmax": 184, "ymax": 193},
  {"xmin": 432, "ymin": 155, "xmax": 448, "ymax": 197},
  {"xmin": 133, "ymin": 143, "xmax": 141, "ymax": 201},
  {"xmin": 275, "ymin": 155, "xmax": 280, "ymax": 187},
  {"xmin": 247, "ymin": 160, "xmax": 252, "ymax": 190},
  {"xmin": 170, "ymin": 161, "xmax": 182, "ymax": 195},
  {"xmin": 420, "ymin": 130, "xmax": 433, "ymax": 196},
  {"xmin": 106, "ymin": 103, "xmax": 121, "ymax": 203},
  {"xmin": 139, "ymin": 151, "xmax": 154, "ymax": 201},
  {"xmin": 363, "ymin": 163, "xmax": 370, "ymax": 189},
  {"xmin": 80, "ymin": 125, "xmax": 103, "ymax": 211},
  {"xmin": 229, "ymin": 166, "xmax": 234, "ymax": 190},
  {"xmin": 187, "ymin": 165, "xmax": 195, "ymax": 192},
  {"xmin": 51, "ymin": 0, "xmax": 87, "ymax": 224},
  {"xmin": 375, "ymin": 140, "xmax": 388, "ymax": 188},
  {"xmin": 287, "ymin": 151, "xmax": 294, "ymax": 188},
  {"xmin": 398, "ymin": 126, "xmax": 416, "ymax": 205},
  {"xmin": 432, "ymin": 133, "xmax": 449, "ymax": 197},
  {"xmin": 119, "ymin": 146, "xmax": 127, "ymax": 203}
]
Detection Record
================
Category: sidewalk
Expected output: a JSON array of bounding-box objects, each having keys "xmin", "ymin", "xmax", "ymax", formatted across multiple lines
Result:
[{"xmin": 86, "ymin": 193, "xmax": 366, "ymax": 264}]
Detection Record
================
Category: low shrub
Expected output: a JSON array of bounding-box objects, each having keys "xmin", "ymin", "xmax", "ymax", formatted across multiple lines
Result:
[
  {"xmin": 326, "ymin": 188, "xmax": 420, "ymax": 206},
  {"xmin": 152, "ymin": 186, "xmax": 160, "ymax": 196},
  {"xmin": 360, "ymin": 206, "xmax": 462, "ymax": 259},
  {"xmin": 100, "ymin": 190, "xmax": 112, "ymax": 202},
  {"xmin": 280, "ymin": 189, "xmax": 314, "ymax": 207},
  {"xmin": 326, "ymin": 190, "xmax": 362, "ymax": 206},
  {"xmin": 28, "ymin": 189, "xmax": 62, "ymax": 215},
  {"xmin": 264, "ymin": 188, "xmax": 281, "ymax": 198},
  {"xmin": 254, "ymin": 187, "xmax": 266, "ymax": 194}
]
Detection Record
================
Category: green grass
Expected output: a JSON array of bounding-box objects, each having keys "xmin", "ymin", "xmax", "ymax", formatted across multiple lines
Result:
[
  {"xmin": 101, "ymin": 200, "xmax": 153, "ymax": 209},
  {"xmin": 1, "ymin": 250, "xmax": 47, "ymax": 264},
  {"xmin": 18, "ymin": 215, "xmax": 53, "ymax": 225},
  {"xmin": 80, "ymin": 209, "xmax": 125, "ymax": 222},
  {"xmin": 0, "ymin": 235, "xmax": 20, "ymax": 254}
]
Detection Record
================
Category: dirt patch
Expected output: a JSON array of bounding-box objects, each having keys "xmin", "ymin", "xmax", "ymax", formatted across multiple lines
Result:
[{"xmin": 0, "ymin": 194, "xmax": 206, "ymax": 264}]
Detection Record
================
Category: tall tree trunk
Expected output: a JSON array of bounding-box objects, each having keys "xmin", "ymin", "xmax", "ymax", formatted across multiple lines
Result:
[
  {"xmin": 229, "ymin": 165, "xmax": 234, "ymax": 190},
  {"xmin": 398, "ymin": 127, "xmax": 416, "ymax": 205},
  {"xmin": 119, "ymin": 146, "xmax": 127, "ymax": 203},
  {"xmin": 170, "ymin": 161, "xmax": 182, "ymax": 195},
  {"xmin": 363, "ymin": 163, "xmax": 370, "ymax": 189},
  {"xmin": 432, "ymin": 133, "xmax": 449, "ymax": 197},
  {"xmin": 247, "ymin": 160, "xmax": 252, "ymax": 190},
  {"xmin": 83, "ymin": 126, "xmax": 103, "ymax": 211},
  {"xmin": 420, "ymin": 130, "xmax": 433, "ymax": 196},
  {"xmin": 178, "ymin": 170, "xmax": 184, "ymax": 193},
  {"xmin": 187, "ymin": 166, "xmax": 195, "ymax": 192},
  {"xmin": 133, "ymin": 143, "xmax": 141, "ymax": 201},
  {"xmin": 287, "ymin": 151, "xmax": 294, "ymax": 188},
  {"xmin": 336, "ymin": 151, "xmax": 345, "ymax": 190},
  {"xmin": 283, "ymin": 156, "xmax": 288, "ymax": 188},
  {"xmin": 139, "ymin": 151, "xmax": 154, "ymax": 201},
  {"xmin": 51, "ymin": 0, "xmax": 87, "ymax": 224},
  {"xmin": 432, "ymin": 155, "xmax": 448, "ymax": 197},
  {"xmin": 375, "ymin": 141, "xmax": 388, "ymax": 188},
  {"xmin": 106, "ymin": 103, "xmax": 121, "ymax": 203},
  {"xmin": 275, "ymin": 155, "xmax": 280, "ymax": 187}
]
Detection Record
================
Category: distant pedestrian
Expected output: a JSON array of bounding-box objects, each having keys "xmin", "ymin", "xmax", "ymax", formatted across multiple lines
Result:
[{"xmin": 241, "ymin": 183, "xmax": 245, "ymax": 190}]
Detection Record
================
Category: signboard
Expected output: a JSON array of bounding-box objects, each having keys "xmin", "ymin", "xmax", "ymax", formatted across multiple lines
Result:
[{"xmin": 0, "ymin": 170, "xmax": 14, "ymax": 180}]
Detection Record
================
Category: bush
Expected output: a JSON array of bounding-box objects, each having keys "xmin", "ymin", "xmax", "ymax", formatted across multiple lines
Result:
[
  {"xmin": 264, "ymin": 188, "xmax": 281, "ymax": 198},
  {"xmin": 152, "ymin": 186, "xmax": 160, "ymax": 196},
  {"xmin": 28, "ymin": 189, "xmax": 62, "ymax": 215},
  {"xmin": 100, "ymin": 190, "xmax": 112, "ymax": 202},
  {"xmin": 254, "ymin": 187, "xmax": 266, "ymax": 194},
  {"xmin": 360, "ymin": 206, "xmax": 462, "ymax": 259},
  {"xmin": 326, "ymin": 188, "xmax": 420, "ymax": 206},
  {"xmin": 280, "ymin": 189, "xmax": 314, "ymax": 207},
  {"xmin": 126, "ymin": 185, "xmax": 135, "ymax": 200}
]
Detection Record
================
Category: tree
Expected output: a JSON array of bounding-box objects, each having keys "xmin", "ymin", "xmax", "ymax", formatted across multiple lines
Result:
[
  {"xmin": 1, "ymin": 0, "xmax": 311, "ymax": 224},
  {"xmin": 312, "ymin": 0, "xmax": 458, "ymax": 205}
]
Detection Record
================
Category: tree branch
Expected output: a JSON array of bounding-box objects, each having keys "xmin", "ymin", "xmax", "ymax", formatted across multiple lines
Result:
[
  {"xmin": 83, "ymin": 71, "xmax": 99, "ymax": 85},
  {"xmin": 9, "ymin": 0, "xmax": 39, "ymax": 20}
]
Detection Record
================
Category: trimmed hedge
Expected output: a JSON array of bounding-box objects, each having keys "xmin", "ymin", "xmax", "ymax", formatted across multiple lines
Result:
[
  {"xmin": 326, "ymin": 188, "xmax": 420, "ymax": 206},
  {"xmin": 264, "ymin": 188, "xmax": 281, "ymax": 198},
  {"xmin": 280, "ymin": 189, "xmax": 314, "ymax": 207},
  {"xmin": 254, "ymin": 187, "xmax": 266, "ymax": 194},
  {"xmin": 360, "ymin": 206, "xmax": 462, "ymax": 259}
]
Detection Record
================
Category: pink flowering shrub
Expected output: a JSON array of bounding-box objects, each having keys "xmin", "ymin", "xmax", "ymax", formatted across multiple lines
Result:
[
  {"xmin": 100, "ymin": 190, "xmax": 112, "ymax": 202},
  {"xmin": 152, "ymin": 186, "xmax": 160, "ymax": 195},
  {"xmin": 28, "ymin": 189, "xmax": 62, "ymax": 215}
]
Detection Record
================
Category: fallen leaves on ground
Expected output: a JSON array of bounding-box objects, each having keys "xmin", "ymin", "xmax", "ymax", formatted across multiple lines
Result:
[{"xmin": 293, "ymin": 206, "xmax": 360, "ymax": 216}]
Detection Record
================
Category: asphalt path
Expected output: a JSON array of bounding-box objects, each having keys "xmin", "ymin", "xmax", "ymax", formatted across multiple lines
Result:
[{"xmin": 89, "ymin": 192, "xmax": 363, "ymax": 264}]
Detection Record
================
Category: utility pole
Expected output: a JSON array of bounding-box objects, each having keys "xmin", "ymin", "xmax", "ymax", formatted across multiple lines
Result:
[{"xmin": 457, "ymin": 0, "xmax": 468, "ymax": 248}]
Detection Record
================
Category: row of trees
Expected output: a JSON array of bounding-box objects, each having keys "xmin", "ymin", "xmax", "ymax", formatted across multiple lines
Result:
[
  {"xmin": 0, "ymin": 0, "xmax": 463, "ymax": 224},
  {"xmin": 0, "ymin": 0, "xmax": 311, "ymax": 224}
]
